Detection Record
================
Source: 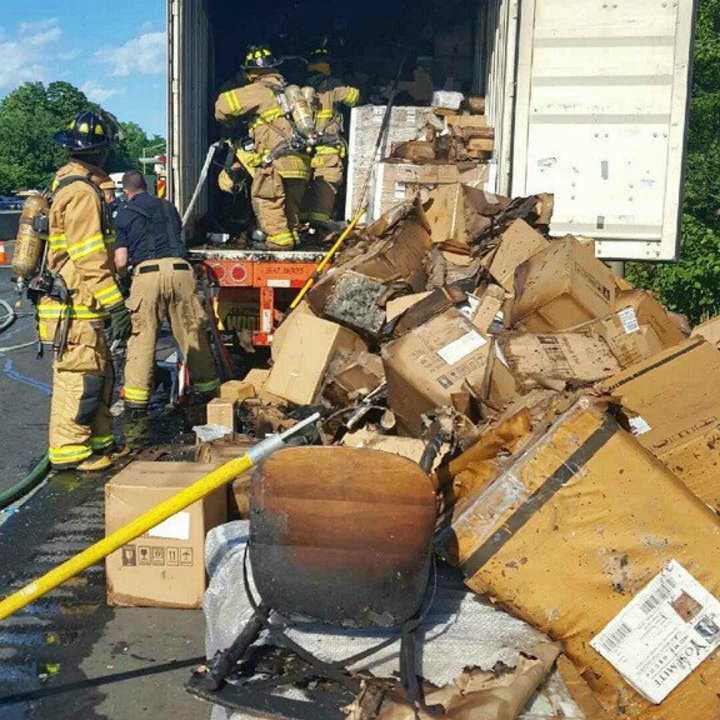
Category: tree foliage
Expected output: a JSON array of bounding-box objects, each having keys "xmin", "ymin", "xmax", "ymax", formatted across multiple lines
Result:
[
  {"xmin": 0, "ymin": 81, "xmax": 164, "ymax": 194},
  {"xmin": 627, "ymin": 0, "xmax": 720, "ymax": 323}
]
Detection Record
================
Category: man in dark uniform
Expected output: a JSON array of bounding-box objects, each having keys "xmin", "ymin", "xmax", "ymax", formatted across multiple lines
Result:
[{"xmin": 114, "ymin": 171, "xmax": 219, "ymax": 413}]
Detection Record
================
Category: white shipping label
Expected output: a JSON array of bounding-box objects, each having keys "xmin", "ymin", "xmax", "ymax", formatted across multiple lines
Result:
[
  {"xmin": 629, "ymin": 416, "xmax": 652, "ymax": 436},
  {"xmin": 148, "ymin": 512, "xmax": 191, "ymax": 541},
  {"xmin": 394, "ymin": 182, "xmax": 406, "ymax": 200},
  {"xmin": 591, "ymin": 560, "xmax": 720, "ymax": 704},
  {"xmin": 618, "ymin": 308, "xmax": 640, "ymax": 335},
  {"xmin": 437, "ymin": 331, "xmax": 487, "ymax": 365}
]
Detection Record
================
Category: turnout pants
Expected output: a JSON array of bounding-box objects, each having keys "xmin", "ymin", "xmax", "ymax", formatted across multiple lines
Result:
[
  {"xmin": 49, "ymin": 320, "xmax": 114, "ymax": 469},
  {"xmin": 303, "ymin": 150, "xmax": 344, "ymax": 226},
  {"xmin": 123, "ymin": 258, "xmax": 220, "ymax": 408},
  {"xmin": 251, "ymin": 154, "xmax": 309, "ymax": 246}
]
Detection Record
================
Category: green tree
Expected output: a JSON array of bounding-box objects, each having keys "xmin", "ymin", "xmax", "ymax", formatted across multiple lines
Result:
[
  {"xmin": 0, "ymin": 81, "xmax": 165, "ymax": 193},
  {"xmin": 0, "ymin": 81, "xmax": 96, "ymax": 193},
  {"xmin": 108, "ymin": 121, "xmax": 166, "ymax": 175},
  {"xmin": 627, "ymin": 0, "xmax": 720, "ymax": 323}
]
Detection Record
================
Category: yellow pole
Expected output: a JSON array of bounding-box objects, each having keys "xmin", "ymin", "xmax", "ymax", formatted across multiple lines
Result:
[
  {"xmin": 0, "ymin": 413, "xmax": 320, "ymax": 622},
  {"xmin": 289, "ymin": 206, "xmax": 366, "ymax": 310}
]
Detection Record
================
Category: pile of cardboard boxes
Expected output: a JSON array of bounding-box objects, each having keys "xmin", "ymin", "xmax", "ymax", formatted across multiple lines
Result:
[
  {"xmin": 347, "ymin": 92, "xmax": 495, "ymax": 221},
  {"xmin": 105, "ymin": 179, "xmax": 720, "ymax": 719}
]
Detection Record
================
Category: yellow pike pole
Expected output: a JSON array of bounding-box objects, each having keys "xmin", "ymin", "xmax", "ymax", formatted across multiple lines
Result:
[
  {"xmin": 0, "ymin": 412, "xmax": 321, "ymax": 622},
  {"xmin": 289, "ymin": 206, "xmax": 366, "ymax": 311}
]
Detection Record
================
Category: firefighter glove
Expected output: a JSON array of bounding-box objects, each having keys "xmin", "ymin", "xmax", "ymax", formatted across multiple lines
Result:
[{"xmin": 108, "ymin": 302, "xmax": 132, "ymax": 343}]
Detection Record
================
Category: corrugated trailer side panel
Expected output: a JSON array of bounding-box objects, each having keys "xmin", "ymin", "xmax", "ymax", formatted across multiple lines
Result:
[
  {"xmin": 511, "ymin": 0, "xmax": 696, "ymax": 261},
  {"xmin": 167, "ymin": 0, "xmax": 211, "ymax": 223}
]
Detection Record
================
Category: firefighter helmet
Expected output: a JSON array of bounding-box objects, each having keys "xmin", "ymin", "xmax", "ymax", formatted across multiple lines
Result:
[
  {"xmin": 243, "ymin": 45, "xmax": 281, "ymax": 71},
  {"xmin": 308, "ymin": 46, "xmax": 332, "ymax": 76},
  {"xmin": 52, "ymin": 110, "xmax": 119, "ymax": 152}
]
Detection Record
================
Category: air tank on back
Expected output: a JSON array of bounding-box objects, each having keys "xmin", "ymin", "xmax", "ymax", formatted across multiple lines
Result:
[{"xmin": 13, "ymin": 193, "xmax": 49, "ymax": 282}]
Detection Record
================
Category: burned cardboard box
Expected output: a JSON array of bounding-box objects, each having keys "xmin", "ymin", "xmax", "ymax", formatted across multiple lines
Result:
[
  {"xmin": 308, "ymin": 203, "xmax": 433, "ymax": 339},
  {"xmin": 323, "ymin": 351, "xmax": 385, "ymax": 406},
  {"xmin": 598, "ymin": 338, "xmax": 720, "ymax": 511},
  {"xmin": 382, "ymin": 307, "xmax": 492, "ymax": 436},
  {"xmin": 498, "ymin": 333, "xmax": 620, "ymax": 391},
  {"xmin": 106, "ymin": 462, "xmax": 226, "ymax": 608},
  {"xmin": 265, "ymin": 313, "xmax": 367, "ymax": 406},
  {"xmin": 510, "ymin": 236, "xmax": 616, "ymax": 332},
  {"xmin": 436, "ymin": 397, "xmax": 720, "ymax": 720}
]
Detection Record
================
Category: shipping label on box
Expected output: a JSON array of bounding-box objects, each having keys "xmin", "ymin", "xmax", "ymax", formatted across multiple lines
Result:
[{"xmin": 591, "ymin": 561, "xmax": 720, "ymax": 704}]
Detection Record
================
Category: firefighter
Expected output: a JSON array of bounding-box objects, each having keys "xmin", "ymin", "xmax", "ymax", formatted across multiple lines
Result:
[
  {"xmin": 303, "ymin": 47, "xmax": 360, "ymax": 230},
  {"xmin": 114, "ymin": 170, "xmax": 220, "ymax": 413},
  {"xmin": 215, "ymin": 45, "xmax": 311, "ymax": 250},
  {"xmin": 42, "ymin": 110, "xmax": 131, "ymax": 471}
]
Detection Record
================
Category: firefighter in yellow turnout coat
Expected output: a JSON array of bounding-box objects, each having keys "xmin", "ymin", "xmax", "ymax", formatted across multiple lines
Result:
[
  {"xmin": 303, "ymin": 47, "xmax": 360, "ymax": 228},
  {"xmin": 41, "ymin": 111, "xmax": 131, "ymax": 471},
  {"xmin": 215, "ymin": 45, "xmax": 311, "ymax": 249}
]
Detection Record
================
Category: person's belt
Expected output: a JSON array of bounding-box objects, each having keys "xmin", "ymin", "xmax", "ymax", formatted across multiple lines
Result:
[{"xmin": 137, "ymin": 262, "xmax": 191, "ymax": 274}]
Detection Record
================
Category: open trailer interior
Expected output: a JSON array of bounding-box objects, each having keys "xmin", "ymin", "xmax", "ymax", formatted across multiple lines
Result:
[{"xmin": 168, "ymin": 0, "xmax": 695, "ymax": 262}]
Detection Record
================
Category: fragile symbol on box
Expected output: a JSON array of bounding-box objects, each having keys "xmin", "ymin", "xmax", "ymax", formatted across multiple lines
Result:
[
  {"xmin": 122, "ymin": 546, "xmax": 137, "ymax": 567},
  {"xmin": 138, "ymin": 546, "xmax": 151, "ymax": 566},
  {"xmin": 591, "ymin": 560, "xmax": 720, "ymax": 704}
]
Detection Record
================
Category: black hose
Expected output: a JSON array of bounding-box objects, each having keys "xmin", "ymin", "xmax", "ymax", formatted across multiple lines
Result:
[{"xmin": 0, "ymin": 454, "xmax": 51, "ymax": 510}]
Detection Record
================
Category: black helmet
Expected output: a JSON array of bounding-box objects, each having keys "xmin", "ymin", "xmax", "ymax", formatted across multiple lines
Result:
[
  {"xmin": 53, "ymin": 110, "xmax": 119, "ymax": 152},
  {"xmin": 308, "ymin": 44, "xmax": 332, "ymax": 76},
  {"xmin": 243, "ymin": 45, "xmax": 281, "ymax": 71}
]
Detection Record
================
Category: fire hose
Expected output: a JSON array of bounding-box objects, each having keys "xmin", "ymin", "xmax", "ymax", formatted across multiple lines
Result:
[{"xmin": 0, "ymin": 412, "xmax": 321, "ymax": 622}]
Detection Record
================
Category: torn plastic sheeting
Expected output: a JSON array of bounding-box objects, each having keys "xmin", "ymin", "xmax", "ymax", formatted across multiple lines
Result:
[{"xmin": 204, "ymin": 522, "xmax": 552, "ymax": 687}]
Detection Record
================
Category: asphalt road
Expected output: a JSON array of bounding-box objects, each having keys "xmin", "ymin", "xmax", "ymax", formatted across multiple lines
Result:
[{"xmin": 0, "ymin": 258, "xmax": 213, "ymax": 720}]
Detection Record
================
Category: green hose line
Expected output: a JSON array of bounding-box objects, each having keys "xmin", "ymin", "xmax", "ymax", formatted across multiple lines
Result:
[{"xmin": 0, "ymin": 454, "xmax": 51, "ymax": 510}]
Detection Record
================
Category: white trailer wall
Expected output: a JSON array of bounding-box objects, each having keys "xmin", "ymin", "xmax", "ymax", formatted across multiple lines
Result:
[
  {"xmin": 511, "ymin": 0, "xmax": 696, "ymax": 261},
  {"xmin": 167, "ymin": 0, "xmax": 211, "ymax": 220}
]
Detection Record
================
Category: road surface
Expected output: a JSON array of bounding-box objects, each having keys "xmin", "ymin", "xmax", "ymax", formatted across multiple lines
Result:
[{"xmin": 0, "ymin": 259, "xmax": 213, "ymax": 720}]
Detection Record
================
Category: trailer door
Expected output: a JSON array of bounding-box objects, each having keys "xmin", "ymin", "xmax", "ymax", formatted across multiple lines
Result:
[
  {"xmin": 511, "ymin": 0, "xmax": 696, "ymax": 261},
  {"xmin": 166, "ymin": 0, "xmax": 211, "ymax": 220}
]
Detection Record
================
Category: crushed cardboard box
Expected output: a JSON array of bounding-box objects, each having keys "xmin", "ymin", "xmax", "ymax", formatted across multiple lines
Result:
[
  {"xmin": 437, "ymin": 397, "xmax": 720, "ymax": 720},
  {"xmin": 511, "ymin": 236, "xmax": 616, "ymax": 332},
  {"xmin": 487, "ymin": 219, "xmax": 550, "ymax": 292},
  {"xmin": 598, "ymin": 338, "xmax": 720, "ymax": 510},
  {"xmin": 265, "ymin": 313, "xmax": 367, "ymax": 406},
  {"xmin": 691, "ymin": 313, "xmax": 720, "ymax": 348},
  {"xmin": 382, "ymin": 307, "xmax": 492, "ymax": 435},
  {"xmin": 613, "ymin": 289, "xmax": 686, "ymax": 350},
  {"xmin": 568, "ymin": 309, "xmax": 664, "ymax": 369},
  {"xmin": 498, "ymin": 333, "xmax": 621, "ymax": 391}
]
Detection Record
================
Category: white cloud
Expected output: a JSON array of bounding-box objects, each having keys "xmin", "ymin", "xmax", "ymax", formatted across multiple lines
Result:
[
  {"xmin": 80, "ymin": 80, "xmax": 123, "ymax": 104},
  {"xmin": 0, "ymin": 19, "xmax": 64, "ymax": 89},
  {"xmin": 97, "ymin": 32, "xmax": 165, "ymax": 77}
]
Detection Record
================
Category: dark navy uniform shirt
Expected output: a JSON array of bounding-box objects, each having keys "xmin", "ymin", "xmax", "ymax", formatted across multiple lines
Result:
[{"xmin": 115, "ymin": 191, "xmax": 185, "ymax": 266}]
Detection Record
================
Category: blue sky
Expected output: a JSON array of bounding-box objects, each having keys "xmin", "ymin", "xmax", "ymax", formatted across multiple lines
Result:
[{"xmin": 0, "ymin": 0, "xmax": 166, "ymax": 136}]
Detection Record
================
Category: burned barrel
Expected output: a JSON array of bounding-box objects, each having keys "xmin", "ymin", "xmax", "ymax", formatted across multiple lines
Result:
[{"xmin": 250, "ymin": 446, "xmax": 437, "ymax": 628}]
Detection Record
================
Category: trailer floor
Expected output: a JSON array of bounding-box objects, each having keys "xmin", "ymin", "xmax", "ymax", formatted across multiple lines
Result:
[{"xmin": 0, "ymin": 263, "xmax": 212, "ymax": 720}]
